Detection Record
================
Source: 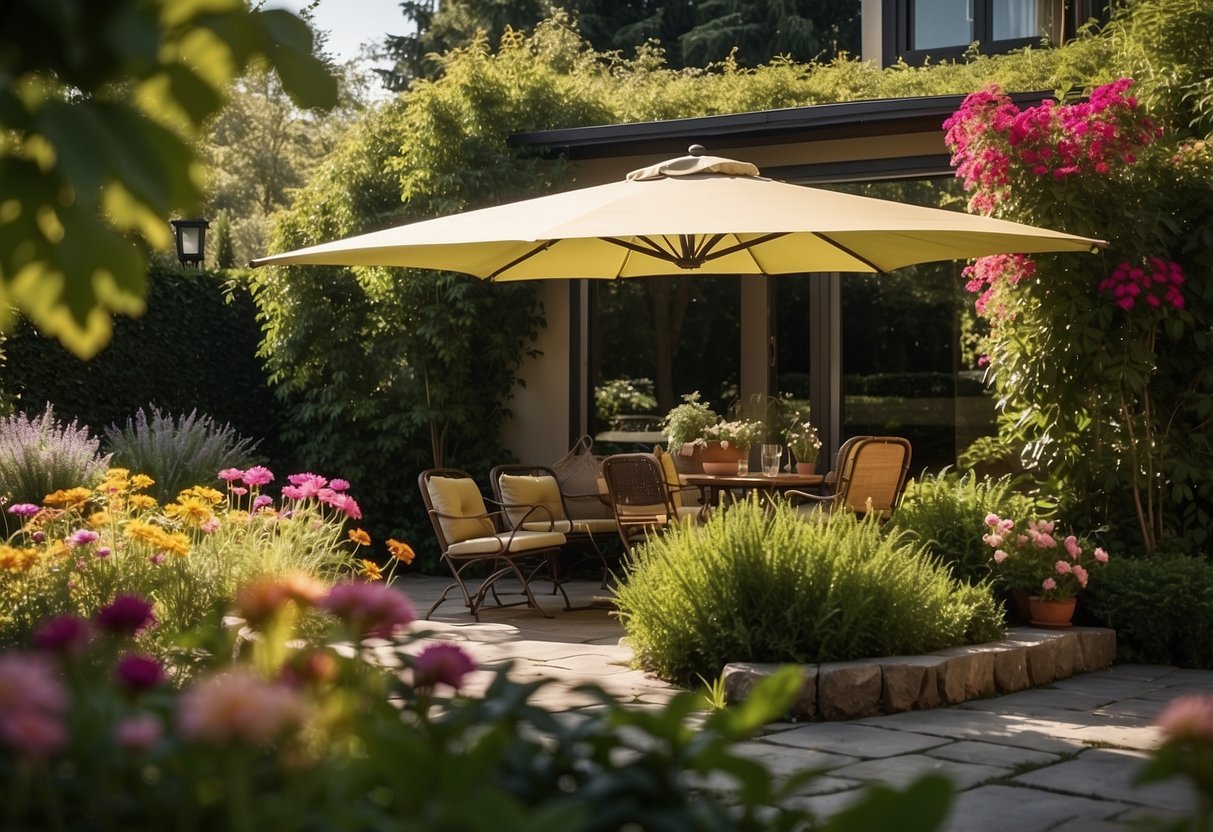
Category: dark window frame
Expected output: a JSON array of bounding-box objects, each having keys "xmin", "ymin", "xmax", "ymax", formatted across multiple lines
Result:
[{"xmin": 883, "ymin": 0, "xmax": 1044, "ymax": 66}]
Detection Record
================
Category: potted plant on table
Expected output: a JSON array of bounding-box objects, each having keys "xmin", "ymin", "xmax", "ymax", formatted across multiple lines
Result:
[
  {"xmin": 660, "ymin": 393, "xmax": 764, "ymax": 475},
  {"xmin": 786, "ymin": 419, "xmax": 822, "ymax": 474},
  {"xmin": 983, "ymin": 513, "xmax": 1110, "ymax": 628}
]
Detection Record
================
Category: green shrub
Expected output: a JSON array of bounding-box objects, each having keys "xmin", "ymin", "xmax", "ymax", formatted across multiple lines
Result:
[
  {"xmin": 1085, "ymin": 554, "xmax": 1213, "ymax": 668},
  {"xmin": 890, "ymin": 469, "xmax": 1038, "ymax": 586},
  {"xmin": 103, "ymin": 406, "xmax": 260, "ymax": 502},
  {"xmin": 0, "ymin": 404, "xmax": 107, "ymax": 512},
  {"xmin": 613, "ymin": 499, "xmax": 1004, "ymax": 683}
]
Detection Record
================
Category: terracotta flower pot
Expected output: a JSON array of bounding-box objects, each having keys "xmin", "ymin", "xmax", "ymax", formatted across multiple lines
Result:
[
  {"xmin": 1027, "ymin": 595, "xmax": 1076, "ymax": 629},
  {"xmin": 699, "ymin": 441, "xmax": 745, "ymax": 476},
  {"xmin": 795, "ymin": 461, "xmax": 817, "ymax": 475}
]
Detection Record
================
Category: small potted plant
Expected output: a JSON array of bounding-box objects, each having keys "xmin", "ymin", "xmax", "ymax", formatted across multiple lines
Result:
[
  {"xmin": 786, "ymin": 419, "xmax": 822, "ymax": 474},
  {"xmin": 659, "ymin": 393, "xmax": 764, "ymax": 474},
  {"xmin": 983, "ymin": 513, "xmax": 1110, "ymax": 628},
  {"xmin": 659, "ymin": 392, "xmax": 720, "ymax": 451}
]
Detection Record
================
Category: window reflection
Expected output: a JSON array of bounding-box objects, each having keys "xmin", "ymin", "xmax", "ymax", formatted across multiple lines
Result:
[{"xmin": 911, "ymin": 0, "xmax": 973, "ymax": 49}]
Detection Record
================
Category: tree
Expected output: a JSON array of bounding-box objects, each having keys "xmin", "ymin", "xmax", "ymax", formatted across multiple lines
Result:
[{"xmin": 0, "ymin": 0, "xmax": 337, "ymax": 358}]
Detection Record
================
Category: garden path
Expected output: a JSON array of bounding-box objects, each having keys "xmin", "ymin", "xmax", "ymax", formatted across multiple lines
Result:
[{"xmin": 396, "ymin": 575, "xmax": 1211, "ymax": 831}]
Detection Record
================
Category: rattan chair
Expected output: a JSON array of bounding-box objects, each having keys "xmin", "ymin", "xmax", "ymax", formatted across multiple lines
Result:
[
  {"xmin": 418, "ymin": 468, "xmax": 571, "ymax": 620},
  {"xmin": 786, "ymin": 436, "xmax": 912, "ymax": 519},
  {"xmin": 601, "ymin": 453, "xmax": 697, "ymax": 558},
  {"xmin": 490, "ymin": 464, "xmax": 619, "ymax": 587}
]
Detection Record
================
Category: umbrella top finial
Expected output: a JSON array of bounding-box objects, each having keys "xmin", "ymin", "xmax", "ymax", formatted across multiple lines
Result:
[{"xmin": 688, "ymin": 144, "xmax": 706, "ymax": 156}]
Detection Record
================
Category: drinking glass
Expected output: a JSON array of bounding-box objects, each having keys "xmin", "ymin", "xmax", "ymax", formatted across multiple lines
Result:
[
  {"xmin": 736, "ymin": 456, "xmax": 749, "ymax": 476},
  {"xmin": 760, "ymin": 444, "xmax": 782, "ymax": 478}
]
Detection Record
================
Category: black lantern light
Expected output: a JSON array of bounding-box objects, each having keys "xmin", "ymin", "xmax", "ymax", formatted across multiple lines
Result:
[{"xmin": 170, "ymin": 219, "xmax": 209, "ymax": 267}]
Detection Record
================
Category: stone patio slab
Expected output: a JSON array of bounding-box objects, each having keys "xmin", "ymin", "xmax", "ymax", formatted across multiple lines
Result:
[
  {"xmin": 1013, "ymin": 748, "xmax": 1199, "ymax": 813},
  {"xmin": 941, "ymin": 785, "xmax": 1132, "ymax": 832},
  {"xmin": 830, "ymin": 753, "xmax": 1007, "ymax": 790},
  {"xmin": 924, "ymin": 739, "xmax": 1063, "ymax": 769},
  {"xmin": 760, "ymin": 722, "xmax": 948, "ymax": 758}
]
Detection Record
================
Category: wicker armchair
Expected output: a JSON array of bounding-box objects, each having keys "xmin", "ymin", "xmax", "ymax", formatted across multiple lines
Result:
[
  {"xmin": 601, "ymin": 453, "xmax": 698, "ymax": 558},
  {"xmin": 418, "ymin": 468, "xmax": 570, "ymax": 620},
  {"xmin": 786, "ymin": 436, "xmax": 912, "ymax": 519}
]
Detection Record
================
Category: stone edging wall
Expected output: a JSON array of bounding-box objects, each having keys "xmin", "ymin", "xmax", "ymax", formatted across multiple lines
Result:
[{"xmin": 721, "ymin": 627, "xmax": 1116, "ymax": 722}]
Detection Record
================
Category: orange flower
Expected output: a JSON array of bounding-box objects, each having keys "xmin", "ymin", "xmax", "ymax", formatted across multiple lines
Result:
[
  {"xmin": 347, "ymin": 528, "xmax": 371, "ymax": 547},
  {"xmin": 128, "ymin": 495, "xmax": 158, "ymax": 511},
  {"xmin": 386, "ymin": 539, "xmax": 415, "ymax": 565},
  {"xmin": 130, "ymin": 474, "xmax": 155, "ymax": 490},
  {"xmin": 43, "ymin": 488, "xmax": 92, "ymax": 509},
  {"xmin": 235, "ymin": 571, "xmax": 326, "ymax": 623},
  {"xmin": 164, "ymin": 497, "xmax": 214, "ymax": 527},
  {"xmin": 0, "ymin": 545, "xmax": 40, "ymax": 572},
  {"xmin": 358, "ymin": 559, "xmax": 384, "ymax": 581}
]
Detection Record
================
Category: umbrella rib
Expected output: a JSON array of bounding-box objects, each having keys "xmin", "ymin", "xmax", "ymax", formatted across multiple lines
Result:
[
  {"xmin": 604, "ymin": 237, "xmax": 680, "ymax": 265},
  {"xmin": 699, "ymin": 232, "xmax": 790, "ymax": 262},
  {"xmin": 811, "ymin": 233, "xmax": 888, "ymax": 274},
  {"xmin": 487, "ymin": 240, "xmax": 558, "ymax": 281}
]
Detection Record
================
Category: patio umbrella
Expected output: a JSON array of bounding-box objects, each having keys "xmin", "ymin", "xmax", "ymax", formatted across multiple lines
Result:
[{"xmin": 250, "ymin": 148, "xmax": 1103, "ymax": 277}]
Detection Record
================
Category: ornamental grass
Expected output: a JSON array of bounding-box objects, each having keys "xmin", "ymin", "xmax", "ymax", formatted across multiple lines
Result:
[{"xmin": 613, "ymin": 497, "xmax": 1004, "ymax": 684}]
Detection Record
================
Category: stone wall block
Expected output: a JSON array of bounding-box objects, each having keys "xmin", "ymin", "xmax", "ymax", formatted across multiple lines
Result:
[
  {"xmin": 880, "ymin": 656, "xmax": 947, "ymax": 712},
  {"xmin": 723, "ymin": 662, "xmax": 818, "ymax": 722},
  {"xmin": 994, "ymin": 647, "xmax": 1031, "ymax": 693},
  {"xmin": 818, "ymin": 661, "xmax": 881, "ymax": 721}
]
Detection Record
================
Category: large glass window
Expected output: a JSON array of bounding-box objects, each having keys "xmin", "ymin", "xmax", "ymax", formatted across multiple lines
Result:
[
  {"xmin": 910, "ymin": 0, "xmax": 973, "ymax": 50},
  {"xmin": 993, "ymin": 0, "xmax": 1041, "ymax": 41}
]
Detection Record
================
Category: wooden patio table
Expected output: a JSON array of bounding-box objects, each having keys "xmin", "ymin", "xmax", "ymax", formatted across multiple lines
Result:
[{"xmin": 681, "ymin": 472, "xmax": 825, "ymax": 507}]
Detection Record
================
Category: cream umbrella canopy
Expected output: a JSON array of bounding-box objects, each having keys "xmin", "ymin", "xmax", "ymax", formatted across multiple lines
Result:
[{"xmin": 250, "ymin": 148, "xmax": 1103, "ymax": 276}]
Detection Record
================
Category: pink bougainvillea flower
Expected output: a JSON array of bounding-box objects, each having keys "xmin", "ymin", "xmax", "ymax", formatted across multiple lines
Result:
[
  {"xmin": 177, "ymin": 669, "xmax": 309, "ymax": 747},
  {"xmin": 1041, "ymin": 577, "xmax": 1058, "ymax": 592},
  {"xmin": 115, "ymin": 653, "xmax": 165, "ymax": 692},
  {"xmin": 115, "ymin": 712, "xmax": 163, "ymax": 752},
  {"xmin": 218, "ymin": 468, "xmax": 245, "ymax": 483},
  {"xmin": 96, "ymin": 594, "xmax": 156, "ymax": 636},
  {"xmin": 1157, "ymin": 694, "xmax": 1213, "ymax": 744},
  {"xmin": 7, "ymin": 503, "xmax": 40, "ymax": 517},
  {"xmin": 320, "ymin": 582, "xmax": 416, "ymax": 639},
  {"xmin": 33, "ymin": 615, "xmax": 92, "ymax": 656},
  {"xmin": 241, "ymin": 466, "xmax": 275, "ymax": 487},
  {"xmin": 412, "ymin": 643, "xmax": 476, "ymax": 691}
]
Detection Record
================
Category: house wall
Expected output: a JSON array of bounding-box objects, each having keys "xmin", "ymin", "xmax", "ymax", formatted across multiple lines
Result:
[{"xmin": 501, "ymin": 279, "xmax": 573, "ymax": 465}]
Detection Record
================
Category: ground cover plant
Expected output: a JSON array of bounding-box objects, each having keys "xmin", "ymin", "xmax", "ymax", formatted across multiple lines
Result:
[
  {"xmin": 613, "ymin": 498, "xmax": 1004, "ymax": 684},
  {"xmin": 0, "ymin": 467, "xmax": 368, "ymax": 648},
  {"xmin": 0, "ymin": 576, "xmax": 955, "ymax": 832}
]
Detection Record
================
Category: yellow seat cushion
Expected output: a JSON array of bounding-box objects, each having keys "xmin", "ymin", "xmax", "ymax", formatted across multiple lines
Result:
[
  {"xmin": 426, "ymin": 476, "xmax": 495, "ymax": 544},
  {"xmin": 446, "ymin": 530, "xmax": 567, "ymax": 557},
  {"xmin": 497, "ymin": 474, "xmax": 566, "ymax": 528}
]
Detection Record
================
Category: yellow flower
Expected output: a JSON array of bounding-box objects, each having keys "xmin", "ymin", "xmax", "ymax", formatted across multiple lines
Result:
[
  {"xmin": 87, "ymin": 511, "xmax": 112, "ymax": 528},
  {"xmin": 348, "ymin": 528, "xmax": 371, "ymax": 547},
  {"xmin": 130, "ymin": 474, "xmax": 155, "ymax": 490},
  {"xmin": 0, "ymin": 545, "xmax": 39, "ymax": 573},
  {"xmin": 177, "ymin": 486, "xmax": 224, "ymax": 505},
  {"xmin": 46, "ymin": 540, "xmax": 70, "ymax": 561},
  {"xmin": 159, "ymin": 531, "xmax": 191, "ymax": 557},
  {"xmin": 386, "ymin": 539, "xmax": 416, "ymax": 565},
  {"xmin": 123, "ymin": 520, "xmax": 165, "ymax": 546},
  {"xmin": 165, "ymin": 497, "xmax": 215, "ymax": 527},
  {"xmin": 358, "ymin": 559, "xmax": 384, "ymax": 581},
  {"xmin": 43, "ymin": 487, "xmax": 92, "ymax": 509},
  {"xmin": 128, "ymin": 494, "xmax": 158, "ymax": 511},
  {"xmin": 106, "ymin": 467, "xmax": 131, "ymax": 479},
  {"xmin": 226, "ymin": 510, "xmax": 250, "ymax": 526}
]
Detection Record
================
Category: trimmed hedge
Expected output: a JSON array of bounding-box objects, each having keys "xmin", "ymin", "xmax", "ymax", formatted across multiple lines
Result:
[
  {"xmin": 1084, "ymin": 554, "xmax": 1213, "ymax": 669},
  {"xmin": 1, "ymin": 267, "xmax": 285, "ymax": 464}
]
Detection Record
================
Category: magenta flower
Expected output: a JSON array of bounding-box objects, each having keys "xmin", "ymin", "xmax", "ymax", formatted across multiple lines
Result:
[
  {"xmin": 412, "ymin": 643, "xmax": 476, "ymax": 691},
  {"xmin": 96, "ymin": 546, "xmax": 112, "ymax": 559},
  {"xmin": 320, "ymin": 582, "xmax": 417, "ymax": 639},
  {"xmin": 33, "ymin": 615, "xmax": 92, "ymax": 656},
  {"xmin": 0, "ymin": 652, "xmax": 69, "ymax": 759},
  {"xmin": 115, "ymin": 653, "xmax": 165, "ymax": 692},
  {"xmin": 242, "ymin": 466, "xmax": 275, "ymax": 487},
  {"xmin": 96, "ymin": 594, "xmax": 156, "ymax": 636},
  {"xmin": 984, "ymin": 513, "xmax": 1000, "ymax": 527},
  {"xmin": 230, "ymin": 486, "xmax": 248, "ymax": 497},
  {"xmin": 66, "ymin": 528, "xmax": 100, "ymax": 548},
  {"xmin": 150, "ymin": 553, "xmax": 166, "ymax": 565},
  {"xmin": 328, "ymin": 478, "xmax": 351, "ymax": 492},
  {"xmin": 281, "ymin": 485, "xmax": 305, "ymax": 501},
  {"xmin": 115, "ymin": 713, "xmax": 162, "ymax": 752},
  {"xmin": 7, "ymin": 503, "xmax": 40, "ymax": 517},
  {"xmin": 252, "ymin": 495, "xmax": 274, "ymax": 510},
  {"xmin": 218, "ymin": 468, "xmax": 245, "ymax": 483}
]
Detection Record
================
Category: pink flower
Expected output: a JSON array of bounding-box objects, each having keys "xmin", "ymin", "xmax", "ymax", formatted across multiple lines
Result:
[
  {"xmin": 0, "ymin": 712, "xmax": 68, "ymax": 759},
  {"xmin": 178, "ymin": 669, "xmax": 309, "ymax": 747},
  {"xmin": 0, "ymin": 652, "xmax": 69, "ymax": 758},
  {"xmin": 218, "ymin": 468, "xmax": 245, "ymax": 483},
  {"xmin": 33, "ymin": 615, "xmax": 92, "ymax": 655},
  {"xmin": 287, "ymin": 473, "xmax": 327, "ymax": 498},
  {"xmin": 242, "ymin": 466, "xmax": 275, "ymax": 487},
  {"xmin": 281, "ymin": 485, "xmax": 305, "ymax": 501},
  {"xmin": 993, "ymin": 550, "xmax": 1008, "ymax": 564},
  {"xmin": 1042, "ymin": 577, "xmax": 1058, "ymax": 592},
  {"xmin": 1055, "ymin": 560, "xmax": 1072, "ymax": 575},
  {"xmin": 1072, "ymin": 565, "xmax": 1089, "ymax": 588},
  {"xmin": 115, "ymin": 653, "xmax": 165, "ymax": 692},
  {"xmin": 96, "ymin": 594, "xmax": 156, "ymax": 636},
  {"xmin": 998, "ymin": 519, "xmax": 1015, "ymax": 533},
  {"xmin": 67, "ymin": 529, "xmax": 99, "ymax": 548},
  {"xmin": 253, "ymin": 495, "xmax": 274, "ymax": 510},
  {"xmin": 1158, "ymin": 694, "xmax": 1213, "ymax": 744},
  {"xmin": 115, "ymin": 713, "xmax": 162, "ymax": 752},
  {"xmin": 412, "ymin": 643, "xmax": 476, "ymax": 691},
  {"xmin": 150, "ymin": 553, "xmax": 166, "ymax": 565},
  {"xmin": 7, "ymin": 503, "xmax": 40, "ymax": 517},
  {"xmin": 1064, "ymin": 535, "xmax": 1082, "ymax": 559},
  {"xmin": 230, "ymin": 486, "xmax": 248, "ymax": 497},
  {"xmin": 320, "ymin": 582, "xmax": 417, "ymax": 639},
  {"xmin": 96, "ymin": 547, "xmax": 112, "ymax": 559},
  {"xmin": 983, "ymin": 533, "xmax": 1004, "ymax": 548},
  {"xmin": 984, "ymin": 513, "xmax": 1002, "ymax": 527},
  {"xmin": 1094, "ymin": 547, "xmax": 1109, "ymax": 563},
  {"xmin": 200, "ymin": 517, "xmax": 221, "ymax": 535},
  {"xmin": 329, "ymin": 478, "xmax": 351, "ymax": 492}
]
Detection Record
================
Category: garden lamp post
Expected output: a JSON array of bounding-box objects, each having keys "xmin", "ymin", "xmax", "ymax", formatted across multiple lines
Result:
[{"xmin": 170, "ymin": 219, "xmax": 209, "ymax": 267}]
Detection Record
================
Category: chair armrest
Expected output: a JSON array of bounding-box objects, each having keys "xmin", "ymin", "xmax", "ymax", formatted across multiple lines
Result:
[
  {"xmin": 784, "ymin": 490, "xmax": 833, "ymax": 505},
  {"xmin": 484, "ymin": 496, "xmax": 557, "ymax": 532}
]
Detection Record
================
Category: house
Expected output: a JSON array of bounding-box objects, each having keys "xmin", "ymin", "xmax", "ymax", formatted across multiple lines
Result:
[{"xmin": 499, "ymin": 3, "xmax": 1108, "ymax": 471}]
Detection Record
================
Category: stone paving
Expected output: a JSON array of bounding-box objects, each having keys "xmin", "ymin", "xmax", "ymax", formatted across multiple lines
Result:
[{"xmin": 398, "ymin": 574, "xmax": 1210, "ymax": 830}]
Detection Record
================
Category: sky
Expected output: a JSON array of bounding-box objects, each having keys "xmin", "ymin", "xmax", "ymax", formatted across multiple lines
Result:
[{"xmin": 268, "ymin": 0, "xmax": 409, "ymax": 66}]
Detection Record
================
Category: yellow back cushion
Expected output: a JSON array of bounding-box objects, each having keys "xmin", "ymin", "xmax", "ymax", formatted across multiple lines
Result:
[
  {"xmin": 653, "ymin": 447, "xmax": 683, "ymax": 508},
  {"xmin": 497, "ymin": 474, "xmax": 565, "ymax": 527},
  {"xmin": 426, "ymin": 476, "xmax": 495, "ymax": 543}
]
